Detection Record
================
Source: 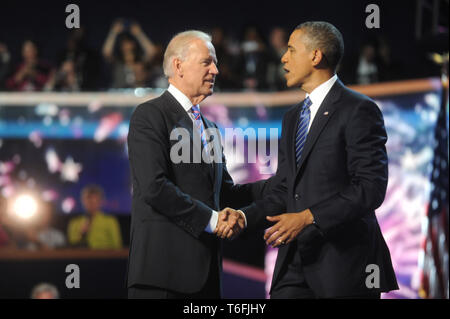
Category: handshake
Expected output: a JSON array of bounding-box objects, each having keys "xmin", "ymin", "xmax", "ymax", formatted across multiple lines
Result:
[{"xmin": 213, "ymin": 207, "xmax": 246, "ymax": 240}]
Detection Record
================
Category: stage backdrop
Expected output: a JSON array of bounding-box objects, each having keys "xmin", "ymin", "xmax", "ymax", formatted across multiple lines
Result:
[{"xmin": 0, "ymin": 78, "xmax": 442, "ymax": 298}]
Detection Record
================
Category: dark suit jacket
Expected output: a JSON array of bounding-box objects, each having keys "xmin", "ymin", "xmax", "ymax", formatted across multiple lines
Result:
[
  {"xmin": 243, "ymin": 79, "xmax": 399, "ymax": 298},
  {"xmin": 126, "ymin": 91, "xmax": 261, "ymax": 294}
]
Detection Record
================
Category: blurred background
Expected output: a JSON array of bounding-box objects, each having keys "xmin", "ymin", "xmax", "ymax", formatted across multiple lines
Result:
[{"xmin": 0, "ymin": 0, "xmax": 448, "ymax": 299}]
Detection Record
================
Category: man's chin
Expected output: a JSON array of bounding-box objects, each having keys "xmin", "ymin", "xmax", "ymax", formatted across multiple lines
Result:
[
  {"xmin": 285, "ymin": 81, "xmax": 296, "ymax": 88},
  {"xmin": 285, "ymin": 78, "xmax": 301, "ymax": 89},
  {"xmin": 203, "ymin": 88, "xmax": 214, "ymax": 96}
]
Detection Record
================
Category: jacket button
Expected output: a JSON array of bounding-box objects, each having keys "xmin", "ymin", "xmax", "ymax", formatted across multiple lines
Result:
[{"xmin": 294, "ymin": 194, "xmax": 300, "ymax": 200}]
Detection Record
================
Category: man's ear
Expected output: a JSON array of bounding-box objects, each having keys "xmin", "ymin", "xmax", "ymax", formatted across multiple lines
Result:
[
  {"xmin": 311, "ymin": 49, "xmax": 324, "ymax": 67},
  {"xmin": 173, "ymin": 58, "xmax": 183, "ymax": 77}
]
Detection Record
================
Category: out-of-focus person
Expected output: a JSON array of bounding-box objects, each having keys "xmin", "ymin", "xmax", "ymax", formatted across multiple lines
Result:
[
  {"xmin": 356, "ymin": 42, "xmax": 378, "ymax": 84},
  {"xmin": 56, "ymin": 28, "xmax": 100, "ymax": 91},
  {"xmin": 0, "ymin": 42, "xmax": 11, "ymax": 90},
  {"xmin": 67, "ymin": 185, "xmax": 122, "ymax": 249},
  {"xmin": 237, "ymin": 25, "xmax": 269, "ymax": 90},
  {"xmin": 24, "ymin": 201, "xmax": 66, "ymax": 250},
  {"xmin": 30, "ymin": 283, "xmax": 60, "ymax": 299},
  {"xmin": 147, "ymin": 44, "xmax": 168, "ymax": 88},
  {"xmin": 45, "ymin": 60, "xmax": 79, "ymax": 92},
  {"xmin": 210, "ymin": 27, "xmax": 240, "ymax": 90},
  {"xmin": 266, "ymin": 26, "xmax": 288, "ymax": 91},
  {"xmin": 6, "ymin": 39, "xmax": 53, "ymax": 91},
  {"xmin": 102, "ymin": 19, "xmax": 156, "ymax": 88}
]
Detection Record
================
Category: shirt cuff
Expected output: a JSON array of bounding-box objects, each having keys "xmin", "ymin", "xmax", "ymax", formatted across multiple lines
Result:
[
  {"xmin": 205, "ymin": 210, "xmax": 219, "ymax": 233},
  {"xmin": 237, "ymin": 210, "xmax": 247, "ymax": 228}
]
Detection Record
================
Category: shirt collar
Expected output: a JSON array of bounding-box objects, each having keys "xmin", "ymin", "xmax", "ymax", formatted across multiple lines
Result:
[
  {"xmin": 167, "ymin": 84, "xmax": 197, "ymax": 112},
  {"xmin": 306, "ymin": 74, "xmax": 338, "ymax": 108}
]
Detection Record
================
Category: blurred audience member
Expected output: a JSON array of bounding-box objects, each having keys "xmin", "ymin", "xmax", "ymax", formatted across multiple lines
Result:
[
  {"xmin": 30, "ymin": 283, "xmax": 60, "ymax": 299},
  {"xmin": 266, "ymin": 26, "xmax": 288, "ymax": 91},
  {"xmin": 0, "ymin": 42, "xmax": 11, "ymax": 90},
  {"xmin": 238, "ymin": 26, "xmax": 269, "ymax": 90},
  {"xmin": 45, "ymin": 60, "xmax": 79, "ymax": 92},
  {"xmin": 68, "ymin": 185, "xmax": 122, "ymax": 249},
  {"xmin": 6, "ymin": 40, "xmax": 53, "ymax": 91},
  {"xmin": 24, "ymin": 201, "xmax": 66, "ymax": 250},
  {"xmin": 48, "ymin": 28, "xmax": 100, "ymax": 91},
  {"xmin": 102, "ymin": 19, "xmax": 156, "ymax": 88},
  {"xmin": 211, "ymin": 27, "xmax": 240, "ymax": 90},
  {"xmin": 376, "ymin": 36, "xmax": 403, "ymax": 82},
  {"xmin": 147, "ymin": 44, "xmax": 168, "ymax": 88},
  {"xmin": 356, "ymin": 42, "xmax": 378, "ymax": 84}
]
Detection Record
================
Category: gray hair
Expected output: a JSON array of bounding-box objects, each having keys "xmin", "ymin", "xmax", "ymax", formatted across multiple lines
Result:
[
  {"xmin": 30, "ymin": 283, "xmax": 60, "ymax": 299},
  {"xmin": 163, "ymin": 30, "xmax": 213, "ymax": 78},
  {"xmin": 295, "ymin": 21, "xmax": 344, "ymax": 72}
]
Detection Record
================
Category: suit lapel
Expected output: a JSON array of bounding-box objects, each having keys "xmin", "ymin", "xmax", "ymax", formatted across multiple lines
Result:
[
  {"xmin": 295, "ymin": 80, "xmax": 343, "ymax": 175},
  {"xmin": 202, "ymin": 115, "xmax": 221, "ymax": 188},
  {"xmin": 164, "ymin": 91, "xmax": 207, "ymax": 166}
]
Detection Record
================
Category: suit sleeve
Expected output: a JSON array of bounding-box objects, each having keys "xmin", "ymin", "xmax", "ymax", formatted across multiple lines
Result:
[
  {"xmin": 219, "ymin": 164, "xmax": 268, "ymax": 210},
  {"xmin": 309, "ymin": 99, "xmax": 388, "ymax": 236},
  {"xmin": 238, "ymin": 114, "xmax": 289, "ymax": 230},
  {"xmin": 128, "ymin": 103, "xmax": 212, "ymax": 238}
]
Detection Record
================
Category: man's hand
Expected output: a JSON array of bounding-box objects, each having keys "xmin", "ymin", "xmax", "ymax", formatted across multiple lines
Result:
[
  {"xmin": 214, "ymin": 207, "xmax": 245, "ymax": 240},
  {"xmin": 264, "ymin": 209, "xmax": 314, "ymax": 248}
]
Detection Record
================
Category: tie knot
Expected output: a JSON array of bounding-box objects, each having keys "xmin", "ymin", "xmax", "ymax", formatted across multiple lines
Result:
[
  {"xmin": 191, "ymin": 105, "xmax": 200, "ymax": 114},
  {"xmin": 302, "ymin": 97, "xmax": 312, "ymax": 111}
]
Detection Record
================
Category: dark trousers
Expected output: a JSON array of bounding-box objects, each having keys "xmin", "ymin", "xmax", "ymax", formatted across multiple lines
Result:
[
  {"xmin": 128, "ymin": 256, "xmax": 221, "ymax": 299},
  {"xmin": 270, "ymin": 242, "xmax": 381, "ymax": 299}
]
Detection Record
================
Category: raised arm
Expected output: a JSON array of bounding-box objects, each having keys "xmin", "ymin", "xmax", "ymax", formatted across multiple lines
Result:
[
  {"xmin": 102, "ymin": 20, "xmax": 124, "ymax": 63},
  {"xmin": 129, "ymin": 22, "xmax": 157, "ymax": 63}
]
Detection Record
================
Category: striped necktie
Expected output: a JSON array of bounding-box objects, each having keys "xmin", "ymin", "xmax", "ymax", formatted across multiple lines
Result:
[
  {"xmin": 191, "ymin": 105, "xmax": 208, "ymax": 149},
  {"xmin": 295, "ymin": 97, "xmax": 312, "ymax": 166}
]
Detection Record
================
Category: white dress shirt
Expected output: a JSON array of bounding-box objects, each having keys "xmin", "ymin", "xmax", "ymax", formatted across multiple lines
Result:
[{"xmin": 305, "ymin": 74, "xmax": 338, "ymax": 133}]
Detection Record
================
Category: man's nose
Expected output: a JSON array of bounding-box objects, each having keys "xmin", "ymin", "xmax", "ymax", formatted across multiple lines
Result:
[
  {"xmin": 210, "ymin": 62, "xmax": 219, "ymax": 75},
  {"xmin": 281, "ymin": 52, "xmax": 287, "ymax": 64}
]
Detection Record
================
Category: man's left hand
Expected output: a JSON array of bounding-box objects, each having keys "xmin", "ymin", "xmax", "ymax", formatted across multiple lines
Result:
[{"xmin": 264, "ymin": 209, "xmax": 314, "ymax": 248}]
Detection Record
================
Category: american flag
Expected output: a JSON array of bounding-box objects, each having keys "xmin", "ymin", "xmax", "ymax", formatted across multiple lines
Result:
[{"xmin": 419, "ymin": 55, "xmax": 449, "ymax": 299}]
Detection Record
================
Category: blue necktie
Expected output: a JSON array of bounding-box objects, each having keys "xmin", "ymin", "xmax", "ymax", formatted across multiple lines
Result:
[
  {"xmin": 191, "ymin": 105, "xmax": 208, "ymax": 149},
  {"xmin": 295, "ymin": 97, "xmax": 312, "ymax": 166}
]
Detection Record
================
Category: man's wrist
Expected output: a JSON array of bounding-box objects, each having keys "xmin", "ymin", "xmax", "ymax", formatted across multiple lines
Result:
[
  {"xmin": 304, "ymin": 209, "xmax": 315, "ymax": 225},
  {"xmin": 237, "ymin": 210, "xmax": 247, "ymax": 228},
  {"xmin": 206, "ymin": 210, "xmax": 219, "ymax": 233}
]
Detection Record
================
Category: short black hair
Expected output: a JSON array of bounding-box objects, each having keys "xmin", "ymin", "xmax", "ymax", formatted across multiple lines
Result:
[{"xmin": 295, "ymin": 21, "xmax": 344, "ymax": 72}]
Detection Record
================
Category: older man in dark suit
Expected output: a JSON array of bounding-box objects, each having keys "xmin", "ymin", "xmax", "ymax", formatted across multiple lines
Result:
[{"xmin": 127, "ymin": 30, "xmax": 256, "ymax": 299}]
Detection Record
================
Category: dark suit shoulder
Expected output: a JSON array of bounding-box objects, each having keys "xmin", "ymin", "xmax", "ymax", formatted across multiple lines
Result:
[
  {"xmin": 340, "ymin": 85, "xmax": 376, "ymax": 107},
  {"xmin": 337, "ymin": 85, "xmax": 383, "ymax": 117},
  {"xmin": 131, "ymin": 92, "xmax": 171, "ymax": 128},
  {"xmin": 282, "ymin": 102, "xmax": 301, "ymax": 122}
]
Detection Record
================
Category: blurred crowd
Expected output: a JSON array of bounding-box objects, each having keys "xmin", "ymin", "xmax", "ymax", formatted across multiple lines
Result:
[
  {"xmin": 0, "ymin": 184, "xmax": 123, "ymax": 251},
  {"xmin": 0, "ymin": 20, "xmax": 403, "ymax": 93}
]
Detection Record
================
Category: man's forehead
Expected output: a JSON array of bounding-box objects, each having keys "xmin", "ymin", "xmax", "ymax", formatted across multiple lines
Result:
[
  {"xmin": 188, "ymin": 39, "xmax": 216, "ymax": 56},
  {"xmin": 288, "ymin": 29, "xmax": 304, "ymax": 46}
]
